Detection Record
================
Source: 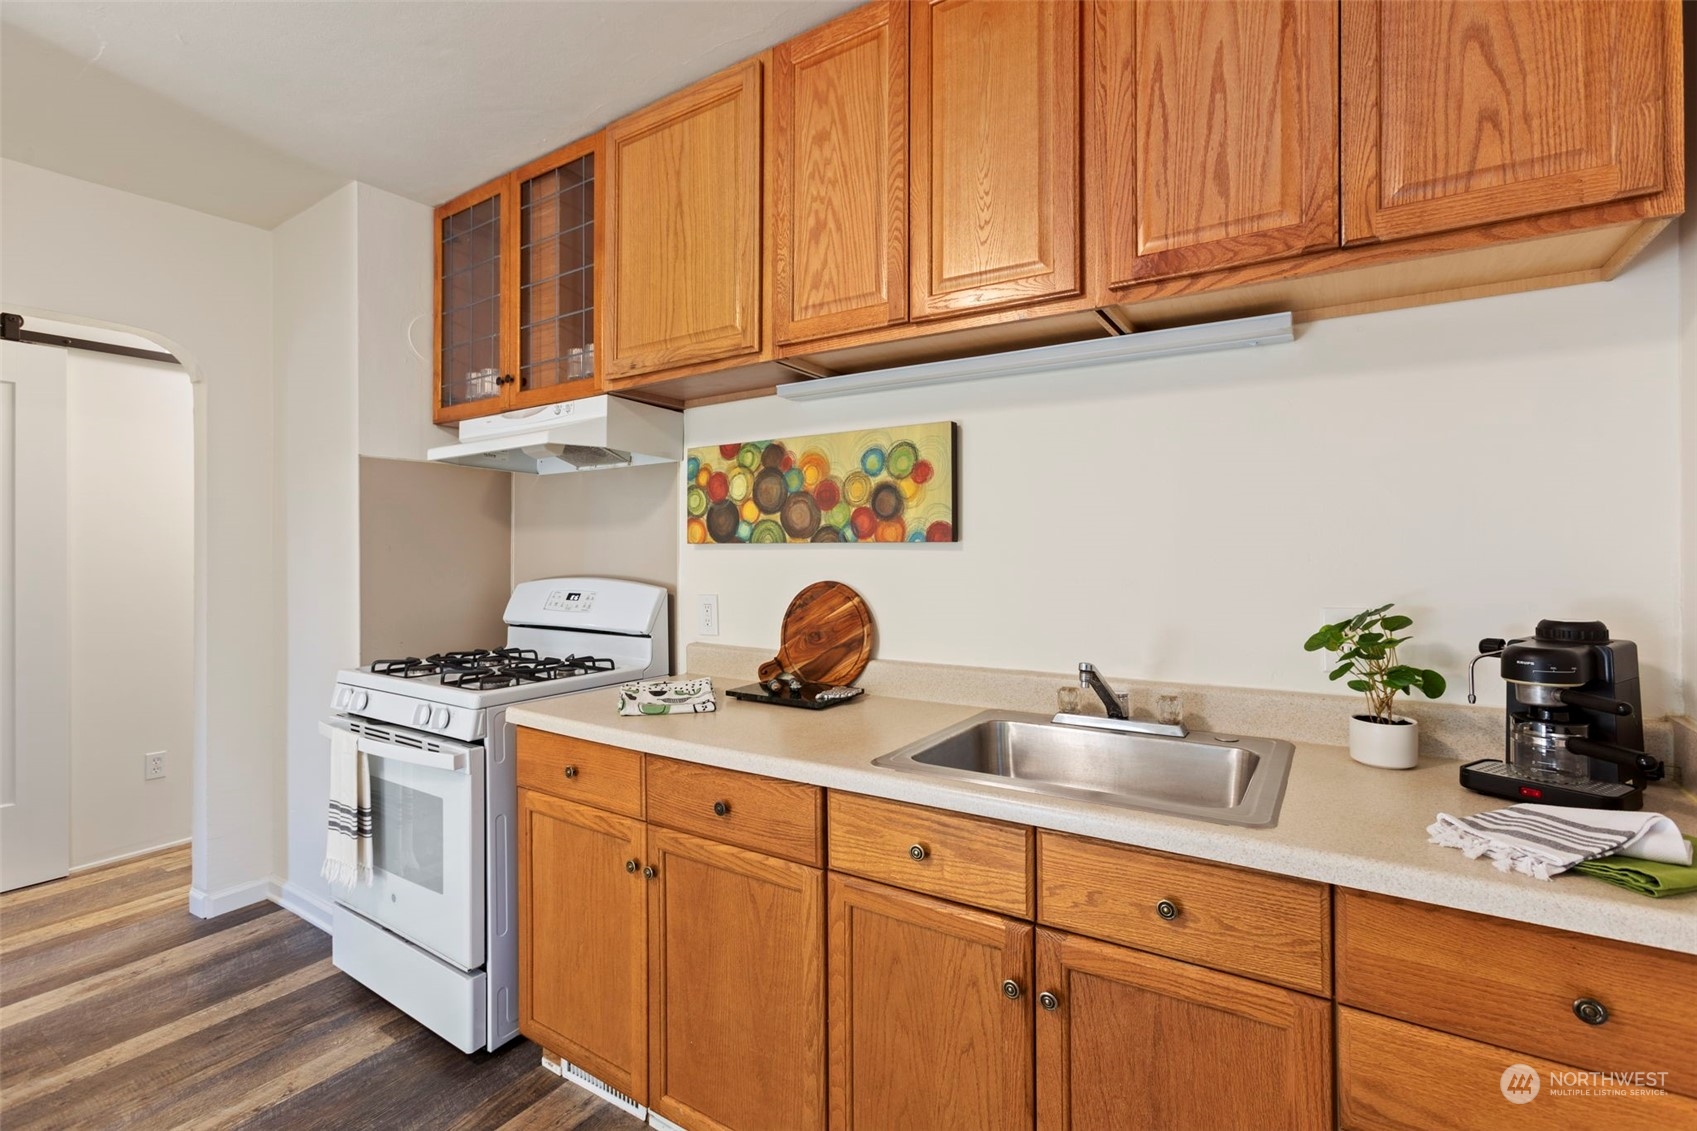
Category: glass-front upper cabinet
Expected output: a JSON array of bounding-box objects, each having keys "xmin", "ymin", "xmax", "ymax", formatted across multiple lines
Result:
[{"xmin": 433, "ymin": 133, "xmax": 603, "ymax": 425}]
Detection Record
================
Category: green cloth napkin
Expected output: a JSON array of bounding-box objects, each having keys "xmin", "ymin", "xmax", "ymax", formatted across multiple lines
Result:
[{"xmin": 1572, "ymin": 836, "xmax": 1697, "ymax": 898}]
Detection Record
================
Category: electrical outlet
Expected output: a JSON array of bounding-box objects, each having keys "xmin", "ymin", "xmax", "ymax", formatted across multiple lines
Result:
[
  {"xmin": 144, "ymin": 752, "xmax": 166, "ymax": 781},
  {"xmin": 1317, "ymin": 606, "xmax": 1363, "ymax": 674},
  {"xmin": 699, "ymin": 594, "xmax": 720, "ymax": 637}
]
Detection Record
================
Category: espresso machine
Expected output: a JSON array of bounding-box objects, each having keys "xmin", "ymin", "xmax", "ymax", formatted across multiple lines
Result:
[{"xmin": 1461, "ymin": 619, "xmax": 1664, "ymax": 809}]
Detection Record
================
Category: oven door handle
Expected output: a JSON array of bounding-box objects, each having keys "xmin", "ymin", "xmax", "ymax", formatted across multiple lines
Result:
[{"xmin": 356, "ymin": 737, "xmax": 467, "ymax": 774}]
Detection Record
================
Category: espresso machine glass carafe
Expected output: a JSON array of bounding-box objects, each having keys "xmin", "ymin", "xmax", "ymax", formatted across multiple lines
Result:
[{"xmin": 1461, "ymin": 619, "xmax": 1664, "ymax": 809}]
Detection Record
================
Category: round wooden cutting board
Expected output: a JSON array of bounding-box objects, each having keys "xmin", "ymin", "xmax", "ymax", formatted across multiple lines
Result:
[{"xmin": 756, "ymin": 581, "xmax": 874, "ymax": 686}]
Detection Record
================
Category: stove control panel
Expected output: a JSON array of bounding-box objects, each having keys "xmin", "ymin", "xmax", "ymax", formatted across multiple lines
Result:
[{"xmin": 543, "ymin": 589, "xmax": 596, "ymax": 614}]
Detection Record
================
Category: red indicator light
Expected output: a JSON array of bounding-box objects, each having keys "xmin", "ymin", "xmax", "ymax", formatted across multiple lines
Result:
[{"xmin": 1518, "ymin": 785, "xmax": 1543, "ymax": 798}]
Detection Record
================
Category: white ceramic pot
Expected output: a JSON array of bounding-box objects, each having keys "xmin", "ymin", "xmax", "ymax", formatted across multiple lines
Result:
[{"xmin": 1348, "ymin": 713, "xmax": 1419, "ymax": 769}]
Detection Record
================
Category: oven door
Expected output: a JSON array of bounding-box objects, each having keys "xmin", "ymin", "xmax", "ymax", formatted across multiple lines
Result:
[{"xmin": 321, "ymin": 719, "xmax": 485, "ymax": 971}]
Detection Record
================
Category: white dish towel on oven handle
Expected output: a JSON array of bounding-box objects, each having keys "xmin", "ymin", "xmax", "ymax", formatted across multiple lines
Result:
[{"xmin": 321, "ymin": 724, "xmax": 374, "ymax": 888}]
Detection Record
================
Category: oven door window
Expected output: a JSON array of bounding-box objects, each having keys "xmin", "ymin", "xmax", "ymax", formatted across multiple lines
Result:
[
  {"xmin": 371, "ymin": 776, "xmax": 445, "ymax": 894},
  {"xmin": 334, "ymin": 745, "xmax": 486, "ymax": 972}
]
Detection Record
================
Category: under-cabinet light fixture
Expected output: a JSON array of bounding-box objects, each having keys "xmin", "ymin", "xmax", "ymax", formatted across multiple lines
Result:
[{"xmin": 775, "ymin": 311, "xmax": 1295, "ymax": 402}]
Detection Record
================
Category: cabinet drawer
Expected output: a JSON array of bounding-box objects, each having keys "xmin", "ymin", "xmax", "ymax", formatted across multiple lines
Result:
[
  {"xmin": 515, "ymin": 728, "xmax": 643, "ymax": 818},
  {"xmin": 1337, "ymin": 889, "xmax": 1697, "ymax": 1098},
  {"xmin": 1037, "ymin": 831, "xmax": 1330, "ymax": 995},
  {"xmin": 645, "ymin": 757, "xmax": 823, "ymax": 866},
  {"xmin": 1338, "ymin": 1007, "xmax": 1697, "ymax": 1130},
  {"xmin": 827, "ymin": 793, "xmax": 1032, "ymax": 918}
]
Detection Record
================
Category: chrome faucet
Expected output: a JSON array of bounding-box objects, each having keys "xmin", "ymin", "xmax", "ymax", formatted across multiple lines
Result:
[{"xmin": 1078, "ymin": 662, "xmax": 1129, "ymax": 720}]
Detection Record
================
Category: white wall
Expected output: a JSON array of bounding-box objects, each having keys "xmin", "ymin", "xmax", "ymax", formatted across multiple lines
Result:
[
  {"xmin": 1, "ymin": 159, "xmax": 277, "ymax": 913},
  {"xmin": 682, "ymin": 233, "xmax": 1687, "ymax": 716},
  {"xmin": 274, "ymin": 184, "xmax": 360, "ymax": 916},
  {"xmin": 355, "ymin": 182, "xmax": 455, "ymax": 461},
  {"xmin": 66, "ymin": 353, "xmax": 194, "ymax": 868}
]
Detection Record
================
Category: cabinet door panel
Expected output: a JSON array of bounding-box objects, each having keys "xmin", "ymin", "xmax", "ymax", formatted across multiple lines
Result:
[
  {"xmin": 648, "ymin": 828, "xmax": 825, "ymax": 1131},
  {"xmin": 517, "ymin": 789, "xmax": 647, "ymax": 1102},
  {"xmin": 911, "ymin": 0, "xmax": 1080, "ymax": 318},
  {"xmin": 605, "ymin": 60, "xmax": 763, "ymax": 378},
  {"xmin": 511, "ymin": 135, "xmax": 603, "ymax": 406},
  {"xmin": 829, "ymin": 873, "xmax": 1034, "ymax": 1131},
  {"xmin": 434, "ymin": 178, "xmax": 512, "ymax": 423},
  {"xmin": 1342, "ymin": 0, "xmax": 1667, "ymax": 244},
  {"xmin": 1091, "ymin": 0, "xmax": 1337, "ymax": 287},
  {"xmin": 1036, "ymin": 929, "xmax": 1330, "ymax": 1131},
  {"xmin": 773, "ymin": 1, "xmax": 908, "ymax": 345}
]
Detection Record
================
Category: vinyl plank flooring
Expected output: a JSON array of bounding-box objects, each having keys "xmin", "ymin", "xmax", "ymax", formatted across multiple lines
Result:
[{"xmin": 0, "ymin": 846, "xmax": 640, "ymax": 1130}]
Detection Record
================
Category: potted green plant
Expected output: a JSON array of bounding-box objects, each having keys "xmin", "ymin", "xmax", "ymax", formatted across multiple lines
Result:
[{"xmin": 1304, "ymin": 604, "xmax": 1447, "ymax": 768}]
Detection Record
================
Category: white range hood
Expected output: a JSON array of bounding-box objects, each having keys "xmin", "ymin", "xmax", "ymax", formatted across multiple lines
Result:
[{"xmin": 428, "ymin": 396, "xmax": 682, "ymax": 474}]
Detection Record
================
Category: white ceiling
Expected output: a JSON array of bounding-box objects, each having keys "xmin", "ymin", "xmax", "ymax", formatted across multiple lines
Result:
[{"xmin": 1, "ymin": 1, "xmax": 858, "ymax": 229}]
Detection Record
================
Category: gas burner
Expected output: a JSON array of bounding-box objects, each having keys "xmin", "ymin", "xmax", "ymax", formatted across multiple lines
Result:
[
  {"xmin": 441, "ymin": 668, "xmax": 515, "ymax": 690},
  {"xmin": 504, "ymin": 658, "xmax": 571, "ymax": 681},
  {"xmin": 559, "ymin": 654, "xmax": 616, "ymax": 674},
  {"xmin": 371, "ymin": 657, "xmax": 440, "ymax": 678}
]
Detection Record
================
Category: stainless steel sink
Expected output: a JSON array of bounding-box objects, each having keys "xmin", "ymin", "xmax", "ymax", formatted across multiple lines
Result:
[{"xmin": 872, "ymin": 712, "xmax": 1294, "ymax": 827}]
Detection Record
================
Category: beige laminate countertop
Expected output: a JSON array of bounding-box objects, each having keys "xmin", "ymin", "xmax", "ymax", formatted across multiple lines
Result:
[{"xmin": 508, "ymin": 678, "xmax": 1697, "ymax": 957}]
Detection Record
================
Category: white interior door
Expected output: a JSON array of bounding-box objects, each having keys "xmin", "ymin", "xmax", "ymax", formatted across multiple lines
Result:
[{"xmin": 0, "ymin": 340, "xmax": 70, "ymax": 891}]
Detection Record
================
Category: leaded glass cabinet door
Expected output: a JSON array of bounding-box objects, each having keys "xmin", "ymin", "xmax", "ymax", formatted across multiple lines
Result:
[
  {"xmin": 434, "ymin": 178, "xmax": 513, "ymax": 423},
  {"xmin": 510, "ymin": 134, "xmax": 603, "ymax": 407}
]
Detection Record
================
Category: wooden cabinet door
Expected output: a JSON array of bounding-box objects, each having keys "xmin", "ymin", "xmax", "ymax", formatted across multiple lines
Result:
[
  {"xmin": 773, "ymin": 1, "xmax": 908, "ymax": 346},
  {"xmin": 911, "ymin": 0, "xmax": 1081, "ymax": 319},
  {"xmin": 648, "ymin": 827, "xmax": 825, "ymax": 1131},
  {"xmin": 434, "ymin": 177, "xmax": 513, "ymax": 423},
  {"xmin": 1088, "ymin": 0, "xmax": 1338, "ymax": 288},
  {"xmin": 604, "ymin": 59, "xmax": 764, "ymax": 379},
  {"xmin": 1341, "ymin": 1, "xmax": 1669, "ymax": 245},
  {"xmin": 1036, "ymin": 929, "xmax": 1331, "ymax": 1131},
  {"xmin": 828, "ymin": 872, "xmax": 1034, "ymax": 1131},
  {"xmin": 517, "ymin": 789, "xmax": 648, "ymax": 1103},
  {"xmin": 509, "ymin": 135, "xmax": 603, "ymax": 407}
]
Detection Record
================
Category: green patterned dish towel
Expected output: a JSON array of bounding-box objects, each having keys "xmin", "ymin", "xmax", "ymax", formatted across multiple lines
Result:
[
  {"xmin": 618, "ymin": 678, "xmax": 717, "ymax": 716},
  {"xmin": 1572, "ymin": 836, "xmax": 1697, "ymax": 897}
]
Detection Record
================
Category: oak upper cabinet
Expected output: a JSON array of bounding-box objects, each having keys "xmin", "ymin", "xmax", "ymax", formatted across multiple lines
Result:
[
  {"xmin": 1088, "ymin": 0, "xmax": 1338, "ymax": 289},
  {"xmin": 435, "ymin": 138, "xmax": 605, "ymax": 424},
  {"xmin": 772, "ymin": 1, "xmax": 909, "ymax": 346},
  {"xmin": 517, "ymin": 789, "xmax": 648, "ymax": 1103},
  {"xmin": 1341, "ymin": 1, "xmax": 1670, "ymax": 245},
  {"xmin": 910, "ymin": 0, "xmax": 1081, "ymax": 319},
  {"xmin": 829, "ymin": 873, "xmax": 1034, "ymax": 1131},
  {"xmin": 435, "ymin": 178, "xmax": 511, "ymax": 422},
  {"xmin": 646, "ymin": 826, "xmax": 825, "ymax": 1131},
  {"xmin": 1035, "ymin": 928, "xmax": 1332, "ymax": 1131},
  {"xmin": 604, "ymin": 59, "xmax": 765, "ymax": 380}
]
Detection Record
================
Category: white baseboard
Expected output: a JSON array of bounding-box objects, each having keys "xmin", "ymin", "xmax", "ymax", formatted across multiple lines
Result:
[
  {"xmin": 270, "ymin": 878, "xmax": 334, "ymax": 933},
  {"xmin": 69, "ymin": 837, "xmax": 192, "ymax": 875},
  {"xmin": 187, "ymin": 877, "xmax": 271, "ymax": 919}
]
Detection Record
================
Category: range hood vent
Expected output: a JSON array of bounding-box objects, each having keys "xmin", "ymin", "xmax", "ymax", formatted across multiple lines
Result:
[{"xmin": 428, "ymin": 397, "xmax": 682, "ymax": 475}]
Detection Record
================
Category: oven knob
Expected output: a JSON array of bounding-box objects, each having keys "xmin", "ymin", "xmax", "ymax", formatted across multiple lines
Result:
[
  {"xmin": 432, "ymin": 707, "xmax": 451, "ymax": 729},
  {"xmin": 413, "ymin": 704, "xmax": 430, "ymax": 727},
  {"xmin": 334, "ymin": 688, "xmax": 351, "ymax": 709},
  {"xmin": 351, "ymin": 691, "xmax": 369, "ymax": 712}
]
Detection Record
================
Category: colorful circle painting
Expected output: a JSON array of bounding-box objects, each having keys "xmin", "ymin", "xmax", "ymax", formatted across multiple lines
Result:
[{"xmin": 686, "ymin": 422, "xmax": 955, "ymax": 545}]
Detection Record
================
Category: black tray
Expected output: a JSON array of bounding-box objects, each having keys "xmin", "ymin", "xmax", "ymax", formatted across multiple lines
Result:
[{"xmin": 725, "ymin": 681, "xmax": 864, "ymax": 710}]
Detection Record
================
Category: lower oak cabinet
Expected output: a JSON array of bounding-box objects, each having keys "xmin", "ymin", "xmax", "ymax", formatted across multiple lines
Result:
[{"xmin": 828, "ymin": 873, "xmax": 1035, "ymax": 1130}]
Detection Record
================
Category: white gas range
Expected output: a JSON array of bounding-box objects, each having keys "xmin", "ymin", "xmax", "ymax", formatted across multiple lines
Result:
[{"xmin": 323, "ymin": 577, "xmax": 669, "ymax": 1053}]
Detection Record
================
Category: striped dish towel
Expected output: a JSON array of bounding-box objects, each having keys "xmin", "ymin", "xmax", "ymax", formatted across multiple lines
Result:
[
  {"xmin": 1429, "ymin": 804, "xmax": 1693, "ymax": 881},
  {"xmin": 320, "ymin": 725, "xmax": 373, "ymax": 888}
]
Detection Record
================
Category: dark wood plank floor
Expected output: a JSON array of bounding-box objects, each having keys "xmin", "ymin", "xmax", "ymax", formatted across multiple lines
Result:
[{"xmin": 0, "ymin": 846, "xmax": 644, "ymax": 1130}]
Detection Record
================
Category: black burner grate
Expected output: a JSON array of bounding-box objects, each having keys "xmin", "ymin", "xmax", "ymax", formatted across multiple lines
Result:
[{"xmin": 372, "ymin": 648, "xmax": 616, "ymax": 690}]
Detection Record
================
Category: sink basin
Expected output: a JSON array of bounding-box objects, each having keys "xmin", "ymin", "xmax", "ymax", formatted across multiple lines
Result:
[{"xmin": 872, "ymin": 712, "xmax": 1294, "ymax": 827}]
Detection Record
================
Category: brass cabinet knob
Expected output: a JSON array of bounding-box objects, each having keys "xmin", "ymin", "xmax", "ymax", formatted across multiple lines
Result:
[
  {"xmin": 1573, "ymin": 998, "xmax": 1609, "ymax": 1026},
  {"xmin": 563, "ymin": 765, "xmax": 578, "ymax": 779},
  {"xmin": 643, "ymin": 864, "xmax": 657, "ymax": 879},
  {"xmin": 1156, "ymin": 899, "xmax": 1180, "ymax": 921},
  {"xmin": 1001, "ymin": 980, "xmax": 1021, "ymax": 1001},
  {"xmin": 713, "ymin": 800, "xmax": 730, "ymax": 817},
  {"xmin": 625, "ymin": 859, "xmax": 637, "ymax": 873},
  {"xmin": 909, "ymin": 844, "xmax": 928, "ymax": 862},
  {"xmin": 1039, "ymin": 991, "xmax": 1060, "ymax": 1012}
]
